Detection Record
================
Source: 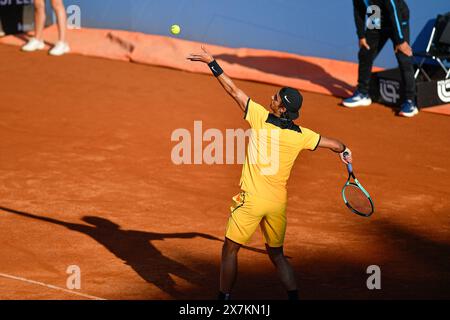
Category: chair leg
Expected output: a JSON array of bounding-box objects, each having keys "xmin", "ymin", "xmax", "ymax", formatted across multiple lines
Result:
[
  {"xmin": 414, "ymin": 57, "xmax": 434, "ymax": 81},
  {"xmin": 414, "ymin": 57, "xmax": 426, "ymax": 80},
  {"xmin": 435, "ymin": 57, "xmax": 450, "ymax": 79}
]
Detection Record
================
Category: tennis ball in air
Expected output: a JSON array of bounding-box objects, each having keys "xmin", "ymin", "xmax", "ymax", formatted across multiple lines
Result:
[{"xmin": 170, "ymin": 24, "xmax": 181, "ymax": 35}]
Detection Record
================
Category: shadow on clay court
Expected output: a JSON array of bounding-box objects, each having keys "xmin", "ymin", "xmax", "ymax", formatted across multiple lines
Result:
[
  {"xmin": 2, "ymin": 206, "xmax": 449, "ymax": 299},
  {"xmin": 0, "ymin": 206, "xmax": 221, "ymax": 298},
  {"xmin": 0, "ymin": 206, "xmax": 271, "ymax": 299},
  {"xmin": 370, "ymin": 219, "xmax": 450, "ymax": 292},
  {"xmin": 215, "ymin": 54, "xmax": 354, "ymax": 97},
  {"xmin": 294, "ymin": 218, "xmax": 450, "ymax": 300},
  {"xmin": 11, "ymin": 34, "xmax": 57, "ymax": 49}
]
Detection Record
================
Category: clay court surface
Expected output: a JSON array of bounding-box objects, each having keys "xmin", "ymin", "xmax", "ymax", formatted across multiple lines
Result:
[{"xmin": 0, "ymin": 43, "xmax": 449, "ymax": 300}]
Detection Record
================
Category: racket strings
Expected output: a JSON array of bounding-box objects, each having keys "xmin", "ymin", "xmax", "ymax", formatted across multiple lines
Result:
[{"xmin": 344, "ymin": 184, "xmax": 373, "ymax": 215}]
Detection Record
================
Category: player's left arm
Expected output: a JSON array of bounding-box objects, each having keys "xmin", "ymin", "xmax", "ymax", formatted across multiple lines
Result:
[
  {"xmin": 318, "ymin": 136, "xmax": 353, "ymax": 164},
  {"xmin": 187, "ymin": 46, "xmax": 249, "ymax": 112}
]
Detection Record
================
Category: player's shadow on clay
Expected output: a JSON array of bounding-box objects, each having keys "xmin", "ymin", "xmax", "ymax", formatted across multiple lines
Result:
[
  {"xmin": 0, "ymin": 206, "xmax": 267, "ymax": 299},
  {"xmin": 215, "ymin": 54, "xmax": 354, "ymax": 97}
]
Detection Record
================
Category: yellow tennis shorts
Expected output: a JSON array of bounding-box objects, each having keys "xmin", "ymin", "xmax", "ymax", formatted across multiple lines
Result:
[{"xmin": 225, "ymin": 191, "xmax": 287, "ymax": 247}]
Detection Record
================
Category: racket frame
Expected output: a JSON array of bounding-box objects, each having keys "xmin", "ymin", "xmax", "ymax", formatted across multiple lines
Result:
[{"xmin": 342, "ymin": 164, "xmax": 374, "ymax": 217}]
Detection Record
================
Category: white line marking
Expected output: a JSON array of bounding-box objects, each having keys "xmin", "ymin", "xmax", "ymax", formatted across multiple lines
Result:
[{"xmin": 0, "ymin": 272, "xmax": 106, "ymax": 300}]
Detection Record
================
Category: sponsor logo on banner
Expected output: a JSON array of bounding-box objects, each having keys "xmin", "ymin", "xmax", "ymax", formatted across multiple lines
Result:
[
  {"xmin": 0, "ymin": 0, "xmax": 33, "ymax": 6},
  {"xmin": 380, "ymin": 79, "xmax": 400, "ymax": 104},
  {"xmin": 437, "ymin": 79, "xmax": 450, "ymax": 103}
]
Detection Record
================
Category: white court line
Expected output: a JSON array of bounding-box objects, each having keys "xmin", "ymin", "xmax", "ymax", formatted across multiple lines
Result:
[{"xmin": 0, "ymin": 272, "xmax": 107, "ymax": 300}]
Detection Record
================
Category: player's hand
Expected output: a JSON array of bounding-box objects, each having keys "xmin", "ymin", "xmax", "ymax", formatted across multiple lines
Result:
[
  {"xmin": 359, "ymin": 38, "xmax": 370, "ymax": 50},
  {"xmin": 187, "ymin": 45, "xmax": 214, "ymax": 64},
  {"xmin": 395, "ymin": 41, "xmax": 413, "ymax": 57},
  {"xmin": 340, "ymin": 147, "xmax": 352, "ymax": 165}
]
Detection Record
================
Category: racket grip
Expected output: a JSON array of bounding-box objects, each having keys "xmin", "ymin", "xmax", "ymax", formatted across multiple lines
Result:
[{"xmin": 347, "ymin": 163, "xmax": 353, "ymax": 173}]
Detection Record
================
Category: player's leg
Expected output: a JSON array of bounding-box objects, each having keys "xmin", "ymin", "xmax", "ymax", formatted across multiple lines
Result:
[
  {"xmin": 49, "ymin": 0, "xmax": 70, "ymax": 56},
  {"xmin": 260, "ymin": 201, "xmax": 298, "ymax": 299},
  {"xmin": 219, "ymin": 237, "xmax": 242, "ymax": 300},
  {"xmin": 220, "ymin": 192, "xmax": 262, "ymax": 299},
  {"xmin": 50, "ymin": 0, "xmax": 67, "ymax": 43},
  {"xmin": 22, "ymin": 0, "xmax": 46, "ymax": 52},
  {"xmin": 265, "ymin": 244, "xmax": 298, "ymax": 300},
  {"xmin": 358, "ymin": 31, "xmax": 388, "ymax": 94},
  {"xmin": 343, "ymin": 30, "xmax": 386, "ymax": 107},
  {"xmin": 395, "ymin": 23, "xmax": 418, "ymax": 117},
  {"xmin": 397, "ymin": 52, "xmax": 416, "ymax": 103},
  {"xmin": 35, "ymin": 0, "xmax": 47, "ymax": 40}
]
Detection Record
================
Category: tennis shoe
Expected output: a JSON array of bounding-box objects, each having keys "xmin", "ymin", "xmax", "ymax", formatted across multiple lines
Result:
[
  {"xmin": 22, "ymin": 38, "xmax": 45, "ymax": 52},
  {"xmin": 49, "ymin": 41, "xmax": 70, "ymax": 56},
  {"xmin": 398, "ymin": 100, "xmax": 419, "ymax": 118},
  {"xmin": 342, "ymin": 90, "xmax": 372, "ymax": 108}
]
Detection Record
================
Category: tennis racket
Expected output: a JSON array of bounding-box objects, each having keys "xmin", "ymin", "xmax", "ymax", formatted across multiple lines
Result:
[{"xmin": 341, "ymin": 154, "xmax": 374, "ymax": 217}]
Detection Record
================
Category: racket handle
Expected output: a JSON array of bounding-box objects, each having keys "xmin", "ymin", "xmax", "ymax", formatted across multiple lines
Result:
[
  {"xmin": 347, "ymin": 163, "xmax": 353, "ymax": 173},
  {"xmin": 343, "ymin": 151, "xmax": 352, "ymax": 172}
]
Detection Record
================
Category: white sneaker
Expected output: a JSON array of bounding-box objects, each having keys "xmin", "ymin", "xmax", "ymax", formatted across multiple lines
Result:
[
  {"xmin": 49, "ymin": 41, "xmax": 70, "ymax": 56},
  {"xmin": 21, "ymin": 38, "xmax": 45, "ymax": 52}
]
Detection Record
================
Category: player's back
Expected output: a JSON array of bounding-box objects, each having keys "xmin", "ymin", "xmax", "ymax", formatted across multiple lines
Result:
[{"xmin": 240, "ymin": 99, "xmax": 321, "ymax": 203}]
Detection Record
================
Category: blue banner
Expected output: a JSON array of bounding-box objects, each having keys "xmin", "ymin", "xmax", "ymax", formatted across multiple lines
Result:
[{"xmin": 3, "ymin": 0, "xmax": 449, "ymax": 68}]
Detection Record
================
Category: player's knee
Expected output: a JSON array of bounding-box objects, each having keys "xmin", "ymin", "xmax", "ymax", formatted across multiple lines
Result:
[
  {"xmin": 222, "ymin": 238, "xmax": 241, "ymax": 256},
  {"xmin": 266, "ymin": 244, "xmax": 284, "ymax": 263}
]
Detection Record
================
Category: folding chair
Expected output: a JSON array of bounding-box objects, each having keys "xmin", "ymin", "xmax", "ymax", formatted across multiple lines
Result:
[{"xmin": 414, "ymin": 13, "xmax": 450, "ymax": 81}]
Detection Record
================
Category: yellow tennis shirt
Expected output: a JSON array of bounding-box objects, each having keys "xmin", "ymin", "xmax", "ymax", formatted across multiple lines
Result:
[{"xmin": 239, "ymin": 99, "xmax": 321, "ymax": 203}]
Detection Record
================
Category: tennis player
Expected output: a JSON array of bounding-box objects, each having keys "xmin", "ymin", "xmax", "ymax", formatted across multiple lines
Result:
[
  {"xmin": 187, "ymin": 46, "xmax": 353, "ymax": 300},
  {"xmin": 21, "ymin": 0, "xmax": 70, "ymax": 56}
]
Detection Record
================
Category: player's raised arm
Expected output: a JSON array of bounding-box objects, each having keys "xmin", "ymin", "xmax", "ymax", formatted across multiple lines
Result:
[
  {"xmin": 318, "ymin": 136, "xmax": 353, "ymax": 164},
  {"xmin": 187, "ymin": 46, "xmax": 249, "ymax": 112}
]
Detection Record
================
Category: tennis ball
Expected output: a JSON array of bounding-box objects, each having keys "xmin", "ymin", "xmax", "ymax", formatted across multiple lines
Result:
[{"xmin": 170, "ymin": 24, "xmax": 181, "ymax": 35}]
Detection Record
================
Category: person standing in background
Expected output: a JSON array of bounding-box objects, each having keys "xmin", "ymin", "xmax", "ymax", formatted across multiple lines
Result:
[
  {"xmin": 343, "ymin": 0, "xmax": 418, "ymax": 117},
  {"xmin": 21, "ymin": 0, "xmax": 70, "ymax": 56}
]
